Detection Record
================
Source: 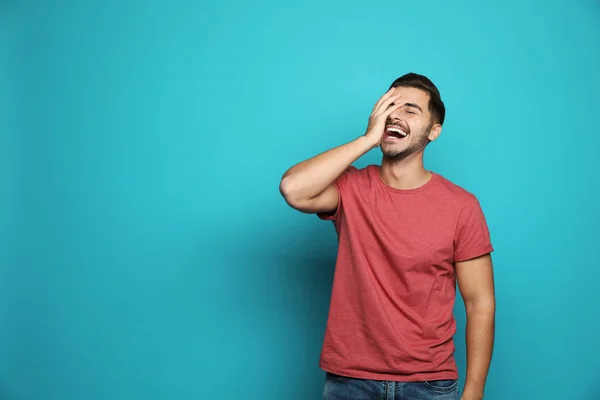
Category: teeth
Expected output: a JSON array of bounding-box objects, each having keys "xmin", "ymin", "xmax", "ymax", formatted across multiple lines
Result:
[{"xmin": 387, "ymin": 127, "xmax": 408, "ymax": 137}]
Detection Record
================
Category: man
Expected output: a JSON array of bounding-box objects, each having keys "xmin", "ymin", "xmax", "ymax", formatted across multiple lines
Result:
[{"xmin": 279, "ymin": 73, "xmax": 495, "ymax": 400}]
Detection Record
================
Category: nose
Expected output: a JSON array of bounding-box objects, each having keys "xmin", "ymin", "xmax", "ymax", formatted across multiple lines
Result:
[
  {"xmin": 388, "ymin": 107, "xmax": 405, "ymax": 121},
  {"xmin": 387, "ymin": 113, "xmax": 404, "ymax": 124}
]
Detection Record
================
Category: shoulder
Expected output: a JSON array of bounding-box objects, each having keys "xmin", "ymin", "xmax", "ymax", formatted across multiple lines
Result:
[
  {"xmin": 433, "ymin": 173, "xmax": 481, "ymax": 207},
  {"xmin": 338, "ymin": 164, "xmax": 374, "ymax": 182},
  {"xmin": 333, "ymin": 164, "xmax": 377, "ymax": 195}
]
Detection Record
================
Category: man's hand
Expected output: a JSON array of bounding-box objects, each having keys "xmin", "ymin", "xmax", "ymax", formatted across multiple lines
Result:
[{"xmin": 364, "ymin": 87, "xmax": 404, "ymax": 148}]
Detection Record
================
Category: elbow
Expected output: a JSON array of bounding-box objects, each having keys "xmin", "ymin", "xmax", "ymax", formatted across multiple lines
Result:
[
  {"xmin": 279, "ymin": 175, "xmax": 293, "ymax": 198},
  {"xmin": 279, "ymin": 175, "xmax": 304, "ymax": 209},
  {"xmin": 465, "ymin": 296, "xmax": 496, "ymax": 315}
]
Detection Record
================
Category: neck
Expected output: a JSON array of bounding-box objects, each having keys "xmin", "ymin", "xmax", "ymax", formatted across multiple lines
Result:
[{"xmin": 379, "ymin": 152, "xmax": 431, "ymax": 190}]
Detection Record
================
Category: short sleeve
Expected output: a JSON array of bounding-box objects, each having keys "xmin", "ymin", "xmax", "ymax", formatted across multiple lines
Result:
[
  {"xmin": 453, "ymin": 196, "xmax": 494, "ymax": 262},
  {"xmin": 316, "ymin": 166, "xmax": 358, "ymax": 221}
]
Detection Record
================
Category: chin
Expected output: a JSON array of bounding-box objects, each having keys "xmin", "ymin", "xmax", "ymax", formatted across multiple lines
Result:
[
  {"xmin": 381, "ymin": 143, "xmax": 408, "ymax": 157},
  {"xmin": 381, "ymin": 144, "xmax": 418, "ymax": 160}
]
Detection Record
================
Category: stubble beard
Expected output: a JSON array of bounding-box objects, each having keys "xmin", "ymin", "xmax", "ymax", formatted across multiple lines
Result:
[{"xmin": 381, "ymin": 133, "xmax": 430, "ymax": 162}]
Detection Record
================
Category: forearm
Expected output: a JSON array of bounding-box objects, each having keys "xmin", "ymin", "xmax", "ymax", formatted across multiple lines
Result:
[
  {"xmin": 462, "ymin": 300, "xmax": 495, "ymax": 399},
  {"xmin": 279, "ymin": 136, "xmax": 374, "ymax": 201}
]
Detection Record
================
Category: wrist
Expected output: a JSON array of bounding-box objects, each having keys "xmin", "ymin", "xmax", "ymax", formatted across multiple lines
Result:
[
  {"xmin": 358, "ymin": 134, "xmax": 379, "ymax": 150},
  {"xmin": 461, "ymin": 385, "xmax": 484, "ymax": 400}
]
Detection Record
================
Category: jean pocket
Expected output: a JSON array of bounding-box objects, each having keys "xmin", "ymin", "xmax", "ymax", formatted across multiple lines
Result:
[{"xmin": 424, "ymin": 379, "xmax": 458, "ymax": 393}]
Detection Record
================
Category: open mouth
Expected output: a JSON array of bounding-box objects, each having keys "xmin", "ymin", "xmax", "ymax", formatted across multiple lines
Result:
[{"xmin": 385, "ymin": 125, "xmax": 409, "ymax": 140}]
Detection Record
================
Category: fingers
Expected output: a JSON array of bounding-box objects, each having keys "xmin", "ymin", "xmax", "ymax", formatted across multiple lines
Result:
[
  {"xmin": 383, "ymin": 101, "xmax": 404, "ymax": 117},
  {"xmin": 372, "ymin": 87, "xmax": 396, "ymax": 113},
  {"xmin": 374, "ymin": 92, "xmax": 403, "ymax": 116}
]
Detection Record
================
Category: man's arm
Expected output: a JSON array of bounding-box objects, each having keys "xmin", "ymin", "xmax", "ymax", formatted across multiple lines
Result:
[
  {"xmin": 279, "ymin": 136, "xmax": 374, "ymax": 213},
  {"xmin": 279, "ymin": 87, "xmax": 403, "ymax": 213},
  {"xmin": 456, "ymin": 253, "xmax": 495, "ymax": 400}
]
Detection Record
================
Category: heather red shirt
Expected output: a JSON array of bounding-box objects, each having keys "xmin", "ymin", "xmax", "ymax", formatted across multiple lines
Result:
[{"xmin": 317, "ymin": 164, "xmax": 493, "ymax": 382}]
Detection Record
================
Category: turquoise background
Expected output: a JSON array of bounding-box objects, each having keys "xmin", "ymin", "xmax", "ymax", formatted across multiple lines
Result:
[{"xmin": 2, "ymin": 1, "xmax": 599, "ymax": 399}]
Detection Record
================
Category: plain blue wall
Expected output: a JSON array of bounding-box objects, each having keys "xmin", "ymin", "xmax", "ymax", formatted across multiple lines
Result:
[{"xmin": 2, "ymin": 0, "xmax": 600, "ymax": 399}]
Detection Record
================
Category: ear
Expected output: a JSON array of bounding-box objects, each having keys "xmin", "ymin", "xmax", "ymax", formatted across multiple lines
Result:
[{"xmin": 428, "ymin": 124, "xmax": 442, "ymax": 142}]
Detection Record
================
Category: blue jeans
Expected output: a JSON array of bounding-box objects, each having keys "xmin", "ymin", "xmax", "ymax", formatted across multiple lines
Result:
[{"xmin": 323, "ymin": 372, "xmax": 459, "ymax": 400}]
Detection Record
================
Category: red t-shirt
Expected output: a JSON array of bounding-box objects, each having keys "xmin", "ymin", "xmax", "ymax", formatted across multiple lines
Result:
[{"xmin": 317, "ymin": 164, "xmax": 494, "ymax": 382}]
